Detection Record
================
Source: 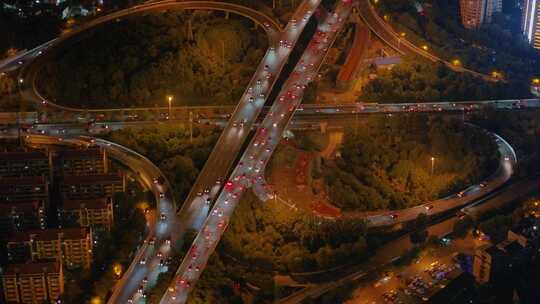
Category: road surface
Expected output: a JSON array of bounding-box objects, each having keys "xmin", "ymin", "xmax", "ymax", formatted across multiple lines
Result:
[{"xmin": 159, "ymin": 1, "xmax": 355, "ymax": 303}]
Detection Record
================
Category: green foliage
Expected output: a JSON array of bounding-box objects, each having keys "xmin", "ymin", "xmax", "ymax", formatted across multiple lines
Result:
[
  {"xmin": 37, "ymin": 11, "xmax": 267, "ymax": 108},
  {"xmin": 324, "ymin": 115, "xmax": 498, "ymax": 211},
  {"xmin": 407, "ymin": 213, "xmax": 429, "ymax": 244},
  {"xmin": 360, "ymin": 59, "xmax": 530, "ymax": 103},
  {"xmin": 376, "ymin": 0, "xmax": 540, "ymax": 83},
  {"xmin": 222, "ymin": 191, "xmax": 370, "ymax": 275},
  {"xmin": 472, "ymin": 109, "xmax": 540, "ymax": 178},
  {"xmin": 452, "ymin": 215, "xmax": 475, "ymax": 239},
  {"xmin": 104, "ymin": 124, "xmax": 220, "ymax": 205},
  {"xmin": 0, "ymin": 6, "xmax": 62, "ymax": 56},
  {"xmin": 479, "ymin": 215, "xmax": 512, "ymax": 244}
]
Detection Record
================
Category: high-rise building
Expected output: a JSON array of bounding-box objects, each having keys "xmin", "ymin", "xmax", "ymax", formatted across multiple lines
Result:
[
  {"xmin": 522, "ymin": 0, "xmax": 540, "ymax": 49},
  {"xmin": 0, "ymin": 176, "xmax": 49, "ymax": 204},
  {"xmin": 0, "ymin": 151, "xmax": 51, "ymax": 177},
  {"xmin": 7, "ymin": 227, "xmax": 93, "ymax": 269},
  {"xmin": 0, "ymin": 200, "xmax": 46, "ymax": 233},
  {"xmin": 1, "ymin": 261, "xmax": 64, "ymax": 304},
  {"xmin": 60, "ymin": 197, "xmax": 114, "ymax": 231},
  {"xmin": 460, "ymin": 0, "xmax": 502, "ymax": 29},
  {"xmin": 55, "ymin": 147, "xmax": 108, "ymax": 176},
  {"xmin": 60, "ymin": 173, "xmax": 125, "ymax": 200}
]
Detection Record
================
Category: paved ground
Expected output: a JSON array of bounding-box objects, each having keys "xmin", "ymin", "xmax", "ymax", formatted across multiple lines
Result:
[{"xmin": 345, "ymin": 231, "xmax": 489, "ymax": 304}]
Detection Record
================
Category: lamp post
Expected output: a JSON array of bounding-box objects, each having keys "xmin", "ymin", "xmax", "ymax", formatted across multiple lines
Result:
[
  {"xmin": 167, "ymin": 95, "xmax": 173, "ymax": 118},
  {"xmin": 431, "ymin": 157, "xmax": 435, "ymax": 175}
]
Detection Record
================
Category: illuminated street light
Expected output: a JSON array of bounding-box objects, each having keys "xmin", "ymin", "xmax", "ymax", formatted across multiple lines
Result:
[
  {"xmin": 452, "ymin": 59, "xmax": 461, "ymax": 67},
  {"xmin": 167, "ymin": 95, "xmax": 173, "ymax": 117},
  {"xmin": 532, "ymin": 78, "xmax": 540, "ymax": 86},
  {"xmin": 491, "ymin": 71, "xmax": 502, "ymax": 79},
  {"xmin": 431, "ymin": 157, "xmax": 435, "ymax": 175},
  {"xmin": 113, "ymin": 263, "xmax": 123, "ymax": 278},
  {"xmin": 422, "ymin": 45, "xmax": 429, "ymax": 51},
  {"xmin": 399, "ymin": 32, "xmax": 406, "ymax": 37},
  {"xmin": 383, "ymin": 15, "xmax": 389, "ymax": 21},
  {"xmin": 90, "ymin": 296, "xmax": 102, "ymax": 304}
]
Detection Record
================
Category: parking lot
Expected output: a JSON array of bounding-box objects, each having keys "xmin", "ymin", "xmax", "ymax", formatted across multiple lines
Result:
[{"xmin": 345, "ymin": 233, "xmax": 490, "ymax": 304}]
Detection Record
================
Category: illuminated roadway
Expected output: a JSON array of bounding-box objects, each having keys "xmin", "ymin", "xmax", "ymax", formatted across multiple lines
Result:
[
  {"xmin": 109, "ymin": 0, "xmax": 321, "ymax": 303},
  {"xmin": 0, "ymin": 1, "xmax": 532, "ymax": 303},
  {"xmin": 159, "ymin": 1, "xmax": 354, "ymax": 303}
]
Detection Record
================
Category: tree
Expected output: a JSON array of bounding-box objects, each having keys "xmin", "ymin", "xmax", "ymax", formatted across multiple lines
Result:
[
  {"xmin": 409, "ymin": 213, "xmax": 429, "ymax": 245},
  {"xmin": 452, "ymin": 215, "xmax": 475, "ymax": 239},
  {"xmin": 479, "ymin": 215, "xmax": 512, "ymax": 243}
]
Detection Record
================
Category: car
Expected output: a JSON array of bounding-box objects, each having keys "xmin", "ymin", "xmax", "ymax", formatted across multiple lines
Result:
[
  {"xmin": 159, "ymin": 192, "xmax": 164, "ymax": 198},
  {"xmin": 457, "ymin": 191, "xmax": 465, "ymax": 198},
  {"xmin": 140, "ymin": 258, "xmax": 146, "ymax": 265},
  {"xmin": 166, "ymin": 238, "xmax": 171, "ymax": 245},
  {"xmin": 142, "ymin": 277, "xmax": 148, "ymax": 284},
  {"xmin": 504, "ymin": 156, "xmax": 510, "ymax": 161},
  {"xmin": 159, "ymin": 259, "xmax": 164, "ymax": 267},
  {"xmin": 390, "ymin": 214, "xmax": 398, "ymax": 219},
  {"xmin": 479, "ymin": 181, "xmax": 487, "ymax": 188},
  {"xmin": 160, "ymin": 213, "xmax": 166, "ymax": 221},
  {"xmin": 425, "ymin": 205, "xmax": 434, "ymax": 211},
  {"xmin": 149, "ymin": 237, "xmax": 156, "ymax": 246}
]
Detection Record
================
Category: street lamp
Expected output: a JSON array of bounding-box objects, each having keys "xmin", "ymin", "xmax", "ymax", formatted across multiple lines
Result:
[
  {"xmin": 452, "ymin": 59, "xmax": 461, "ymax": 67},
  {"xmin": 431, "ymin": 157, "xmax": 435, "ymax": 175},
  {"xmin": 167, "ymin": 95, "xmax": 173, "ymax": 118},
  {"xmin": 422, "ymin": 45, "xmax": 429, "ymax": 51},
  {"xmin": 113, "ymin": 263, "xmax": 123, "ymax": 278},
  {"xmin": 397, "ymin": 32, "xmax": 406, "ymax": 48},
  {"xmin": 532, "ymin": 78, "xmax": 540, "ymax": 86},
  {"xmin": 90, "ymin": 296, "xmax": 102, "ymax": 304}
]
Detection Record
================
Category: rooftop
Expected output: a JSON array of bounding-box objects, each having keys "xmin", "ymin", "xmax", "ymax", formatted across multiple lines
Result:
[
  {"xmin": 428, "ymin": 272, "xmax": 477, "ymax": 304},
  {"xmin": 0, "ymin": 151, "xmax": 48, "ymax": 162},
  {"xmin": 9, "ymin": 227, "xmax": 89, "ymax": 242},
  {"xmin": 4, "ymin": 261, "xmax": 61, "ymax": 275},
  {"xmin": 61, "ymin": 173, "xmax": 122, "ymax": 185},
  {"xmin": 0, "ymin": 176, "xmax": 47, "ymax": 188},
  {"xmin": 0, "ymin": 201, "xmax": 42, "ymax": 216},
  {"xmin": 62, "ymin": 197, "xmax": 110, "ymax": 211},
  {"xmin": 57, "ymin": 147, "xmax": 102, "ymax": 159}
]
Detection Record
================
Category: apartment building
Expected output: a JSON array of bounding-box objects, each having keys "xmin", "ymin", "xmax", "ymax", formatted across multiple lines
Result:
[
  {"xmin": 0, "ymin": 151, "xmax": 51, "ymax": 177},
  {"xmin": 55, "ymin": 147, "xmax": 108, "ymax": 176},
  {"xmin": 0, "ymin": 200, "xmax": 46, "ymax": 233},
  {"xmin": 60, "ymin": 197, "xmax": 114, "ymax": 231},
  {"xmin": 1, "ymin": 261, "xmax": 63, "ymax": 304},
  {"xmin": 7, "ymin": 227, "xmax": 93, "ymax": 269},
  {"xmin": 522, "ymin": 0, "xmax": 540, "ymax": 49},
  {"xmin": 0, "ymin": 176, "xmax": 49, "ymax": 204},
  {"xmin": 460, "ymin": 0, "xmax": 502, "ymax": 29},
  {"xmin": 59, "ymin": 173, "xmax": 125, "ymax": 200}
]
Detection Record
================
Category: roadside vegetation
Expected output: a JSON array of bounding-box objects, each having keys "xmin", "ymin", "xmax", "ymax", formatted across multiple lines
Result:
[
  {"xmin": 374, "ymin": 0, "xmax": 540, "ymax": 84},
  {"xmin": 323, "ymin": 115, "xmax": 498, "ymax": 211},
  {"xmin": 360, "ymin": 58, "xmax": 530, "ymax": 103},
  {"xmin": 472, "ymin": 109, "xmax": 540, "ymax": 178},
  {"xmin": 103, "ymin": 124, "xmax": 220, "ymax": 206},
  {"xmin": 37, "ymin": 11, "xmax": 267, "ymax": 108},
  {"xmin": 189, "ymin": 190, "xmax": 371, "ymax": 303}
]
